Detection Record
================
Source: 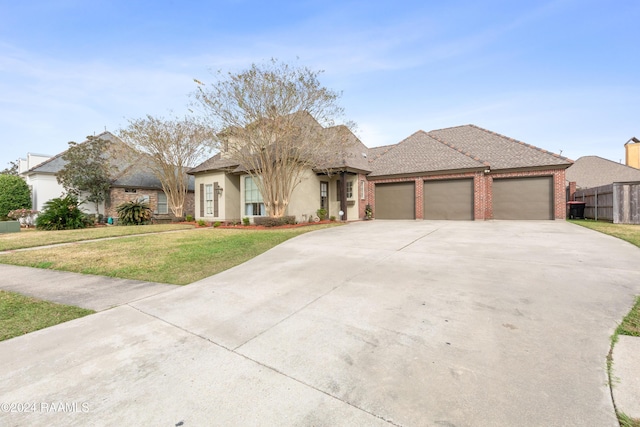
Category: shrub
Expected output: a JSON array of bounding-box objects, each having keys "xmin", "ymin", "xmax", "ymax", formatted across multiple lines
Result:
[
  {"xmin": 0, "ymin": 174, "xmax": 31, "ymax": 220},
  {"xmin": 36, "ymin": 194, "xmax": 86, "ymax": 230},
  {"xmin": 253, "ymin": 216, "xmax": 296, "ymax": 227},
  {"xmin": 116, "ymin": 199, "xmax": 152, "ymax": 225},
  {"xmin": 8, "ymin": 209, "xmax": 39, "ymax": 228},
  {"xmin": 186, "ymin": 214, "xmax": 194, "ymax": 222},
  {"xmin": 329, "ymin": 215, "xmax": 336, "ymax": 221},
  {"xmin": 242, "ymin": 217, "xmax": 250, "ymax": 226},
  {"xmin": 213, "ymin": 221, "xmax": 221, "ymax": 227},
  {"xmin": 316, "ymin": 208, "xmax": 327, "ymax": 221},
  {"xmin": 198, "ymin": 219, "xmax": 207, "ymax": 227}
]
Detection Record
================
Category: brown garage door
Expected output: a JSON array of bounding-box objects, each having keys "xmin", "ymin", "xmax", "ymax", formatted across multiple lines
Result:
[
  {"xmin": 423, "ymin": 179, "xmax": 474, "ymax": 220},
  {"xmin": 492, "ymin": 177, "xmax": 553, "ymax": 220},
  {"xmin": 375, "ymin": 182, "xmax": 415, "ymax": 219}
]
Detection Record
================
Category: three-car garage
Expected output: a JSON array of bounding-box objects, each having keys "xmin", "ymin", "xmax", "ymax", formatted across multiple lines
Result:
[{"xmin": 373, "ymin": 175, "xmax": 556, "ymax": 221}]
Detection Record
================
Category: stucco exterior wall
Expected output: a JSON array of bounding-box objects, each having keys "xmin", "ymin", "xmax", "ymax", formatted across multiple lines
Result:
[{"xmin": 194, "ymin": 171, "xmax": 241, "ymax": 222}]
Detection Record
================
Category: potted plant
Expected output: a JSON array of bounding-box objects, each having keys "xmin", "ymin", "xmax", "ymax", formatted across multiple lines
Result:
[{"xmin": 364, "ymin": 204, "xmax": 373, "ymax": 220}]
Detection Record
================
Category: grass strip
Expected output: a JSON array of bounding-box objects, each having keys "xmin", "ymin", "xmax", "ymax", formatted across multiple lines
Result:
[
  {"xmin": 0, "ymin": 224, "xmax": 195, "ymax": 251},
  {"xmin": 0, "ymin": 290, "xmax": 94, "ymax": 341}
]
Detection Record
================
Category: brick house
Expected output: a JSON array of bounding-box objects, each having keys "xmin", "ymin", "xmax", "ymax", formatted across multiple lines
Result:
[
  {"xmin": 20, "ymin": 132, "xmax": 195, "ymax": 221},
  {"xmin": 190, "ymin": 122, "xmax": 572, "ymax": 222}
]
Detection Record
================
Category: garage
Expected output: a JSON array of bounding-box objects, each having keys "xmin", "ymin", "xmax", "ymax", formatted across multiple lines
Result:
[
  {"xmin": 374, "ymin": 182, "xmax": 415, "ymax": 219},
  {"xmin": 492, "ymin": 176, "xmax": 553, "ymax": 220},
  {"xmin": 423, "ymin": 179, "xmax": 474, "ymax": 220}
]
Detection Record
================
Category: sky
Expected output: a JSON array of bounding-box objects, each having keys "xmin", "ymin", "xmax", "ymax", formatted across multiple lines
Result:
[{"xmin": 1, "ymin": 0, "xmax": 638, "ymax": 170}]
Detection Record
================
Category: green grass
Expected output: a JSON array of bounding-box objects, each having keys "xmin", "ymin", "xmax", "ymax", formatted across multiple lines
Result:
[
  {"xmin": 570, "ymin": 220, "xmax": 640, "ymax": 425},
  {"xmin": 568, "ymin": 219, "xmax": 640, "ymax": 247},
  {"xmin": 0, "ymin": 224, "xmax": 195, "ymax": 251},
  {"xmin": 619, "ymin": 412, "xmax": 640, "ymax": 427},
  {"xmin": 0, "ymin": 290, "xmax": 94, "ymax": 341},
  {"xmin": 0, "ymin": 224, "xmax": 341, "ymax": 285}
]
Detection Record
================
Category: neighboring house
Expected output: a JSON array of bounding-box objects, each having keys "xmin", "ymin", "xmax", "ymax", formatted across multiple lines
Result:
[
  {"xmin": 566, "ymin": 156, "xmax": 640, "ymax": 193},
  {"xmin": 191, "ymin": 122, "xmax": 572, "ymax": 222},
  {"xmin": 625, "ymin": 137, "xmax": 640, "ymax": 169},
  {"xmin": 565, "ymin": 156, "xmax": 640, "ymax": 224},
  {"xmin": 19, "ymin": 132, "xmax": 195, "ymax": 220}
]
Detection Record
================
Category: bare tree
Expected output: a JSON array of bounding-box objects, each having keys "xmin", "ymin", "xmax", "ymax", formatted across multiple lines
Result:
[
  {"xmin": 192, "ymin": 59, "xmax": 354, "ymax": 218},
  {"xmin": 119, "ymin": 116, "xmax": 214, "ymax": 218}
]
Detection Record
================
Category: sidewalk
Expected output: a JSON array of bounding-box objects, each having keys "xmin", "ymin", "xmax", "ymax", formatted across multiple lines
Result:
[{"xmin": 0, "ymin": 264, "xmax": 177, "ymax": 311}]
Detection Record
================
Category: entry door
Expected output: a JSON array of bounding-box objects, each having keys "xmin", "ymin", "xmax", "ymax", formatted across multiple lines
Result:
[{"xmin": 320, "ymin": 181, "xmax": 329, "ymax": 211}]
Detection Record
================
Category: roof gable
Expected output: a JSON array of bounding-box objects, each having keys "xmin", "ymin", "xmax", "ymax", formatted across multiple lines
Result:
[
  {"xmin": 369, "ymin": 130, "xmax": 487, "ymax": 177},
  {"xmin": 427, "ymin": 125, "xmax": 572, "ymax": 170}
]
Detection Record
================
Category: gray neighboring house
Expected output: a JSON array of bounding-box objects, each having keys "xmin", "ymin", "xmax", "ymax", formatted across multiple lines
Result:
[
  {"xmin": 566, "ymin": 156, "xmax": 640, "ymax": 191},
  {"xmin": 20, "ymin": 131, "xmax": 195, "ymax": 220}
]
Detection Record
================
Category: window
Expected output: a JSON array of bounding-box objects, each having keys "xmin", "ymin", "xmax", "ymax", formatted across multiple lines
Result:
[
  {"xmin": 124, "ymin": 188, "xmax": 137, "ymax": 193},
  {"xmin": 205, "ymin": 184, "xmax": 213, "ymax": 215},
  {"xmin": 320, "ymin": 181, "xmax": 328, "ymax": 210},
  {"xmin": 346, "ymin": 181, "xmax": 354, "ymax": 199},
  {"xmin": 360, "ymin": 180, "xmax": 366, "ymax": 200},
  {"xmin": 245, "ymin": 176, "xmax": 265, "ymax": 216},
  {"xmin": 157, "ymin": 192, "xmax": 168, "ymax": 214}
]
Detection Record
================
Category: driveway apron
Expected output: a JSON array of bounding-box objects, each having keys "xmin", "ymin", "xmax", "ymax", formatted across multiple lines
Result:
[{"xmin": 1, "ymin": 221, "xmax": 639, "ymax": 426}]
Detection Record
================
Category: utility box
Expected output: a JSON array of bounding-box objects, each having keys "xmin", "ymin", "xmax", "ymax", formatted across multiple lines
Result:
[{"xmin": 0, "ymin": 221, "xmax": 21, "ymax": 233}]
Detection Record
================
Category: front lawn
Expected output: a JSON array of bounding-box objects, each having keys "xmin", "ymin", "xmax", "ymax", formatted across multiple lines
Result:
[
  {"xmin": 0, "ymin": 224, "xmax": 340, "ymax": 285},
  {"xmin": 0, "ymin": 290, "xmax": 94, "ymax": 341},
  {"xmin": 0, "ymin": 223, "xmax": 195, "ymax": 252},
  {"xmin": 568, "ymin": 219, "xmax": 640, "ymax": 247}
]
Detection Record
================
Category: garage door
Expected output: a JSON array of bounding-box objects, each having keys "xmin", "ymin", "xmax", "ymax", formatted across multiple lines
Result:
[
  {"xmin": 375, "ymin": 182, "xmax": 415, "ymax": 219},
  {"xmin": 492, "ymin": 177, "xmax": 553, "ymax": 220},
  {"xmin": 423, "ymin": 179, "xmax": 474, "ymax": 220}
]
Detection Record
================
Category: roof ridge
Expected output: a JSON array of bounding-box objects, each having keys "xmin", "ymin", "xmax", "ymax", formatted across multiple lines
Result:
[
  {"xmin": 578, "ymin": 155, "xmax": 640, "ymax": 170},
  {"xmin": 427, "ymin": 130, "xmax": 490, "ymax": 167},
  {"xmin": 467, "ymin": 124, "xmax": 574, "ymax": 163}
]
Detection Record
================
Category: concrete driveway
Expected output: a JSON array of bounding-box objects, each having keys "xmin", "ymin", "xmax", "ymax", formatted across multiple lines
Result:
[{"xmin": 1, "ymin": 221, "xmax": 639, "ymax": 426}]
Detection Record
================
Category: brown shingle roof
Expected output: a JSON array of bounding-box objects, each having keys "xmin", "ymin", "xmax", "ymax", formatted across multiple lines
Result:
[
  {"xmin": 188, "ymin": 153, "xmax": 239, "ymax": 174},
  {"xmin": 427, "ymin": 125, "xmax": 572, "ymax": 170},
  {"xmin": 369, "ymin": 130, "xmax": 487, "ymax": 177},
  {"xmin": 566, "ymin": 156, "xmax": 640, "ymax": 189}
]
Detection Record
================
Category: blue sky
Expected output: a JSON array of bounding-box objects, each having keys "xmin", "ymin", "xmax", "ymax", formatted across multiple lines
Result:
[{"xmin": 1, "ymin": 0, "xmax": 638, "ymax": 170}]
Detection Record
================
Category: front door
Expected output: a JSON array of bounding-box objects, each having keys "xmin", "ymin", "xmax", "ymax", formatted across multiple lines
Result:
[{"xmin": 320, "ymin": 181, "xmax": 329, "ymax": 213}]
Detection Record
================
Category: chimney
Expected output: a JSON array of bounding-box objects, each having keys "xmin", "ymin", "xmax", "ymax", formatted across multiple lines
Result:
[{"xmin": 625, "ymin": 137, "xmax": 640, "ymax": 169}]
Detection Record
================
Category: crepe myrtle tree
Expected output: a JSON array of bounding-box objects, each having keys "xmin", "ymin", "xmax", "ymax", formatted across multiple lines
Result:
[
  {"xmin": 119, "ymin": 115, "xmax": 214, "ymax": 218},
  {"xmin": 192, "ymin": 59, "xmax": 355, "ymax": 218}
]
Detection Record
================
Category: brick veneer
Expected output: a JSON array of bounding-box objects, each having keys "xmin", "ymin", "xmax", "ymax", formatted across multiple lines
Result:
[
  {"xmin": 106, "ymin": 188, "xmax": 195, "ymax": 220},
  {"xmin": 367, "ymin": 168, "xmax": 568, "ymax": 220}
]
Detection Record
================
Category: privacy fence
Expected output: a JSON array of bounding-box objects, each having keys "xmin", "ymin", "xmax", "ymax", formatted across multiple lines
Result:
[{"xmin": 573, "ymin": 181, "xmax": 640, "ymax": 224}]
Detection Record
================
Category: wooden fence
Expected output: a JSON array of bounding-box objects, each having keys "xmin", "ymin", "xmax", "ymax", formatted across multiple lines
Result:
[{"xmin": 574, "ymin": 181, "xmax": 640, "ymax": 224}]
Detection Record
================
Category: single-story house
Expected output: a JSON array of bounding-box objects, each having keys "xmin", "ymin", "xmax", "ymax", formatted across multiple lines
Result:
[
  {"xmin": 566, "ymin": 155, "xmax": 640, "ymax": 197},
  {"xmin": 19, "ymin": 131, "xmax": 195, "ymax": 220},
  {"xmin": 565, "ymin": 155, "xmax": 640, "ymax": 224},
  {"xmin": 190, "ymin": 122, "xmax": 572, "ymax": 222}
]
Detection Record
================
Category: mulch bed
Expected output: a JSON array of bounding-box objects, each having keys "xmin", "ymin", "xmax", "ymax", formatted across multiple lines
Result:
[{"xmin": 178, "ymin": 220, "xmax": 337, "ymax": 230}]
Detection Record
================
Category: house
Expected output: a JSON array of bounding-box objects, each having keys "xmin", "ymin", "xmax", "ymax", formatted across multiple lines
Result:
[
  {"xmin": 566, "ymin": 156, "xmax": 640, "ymax": 197},
  {"xmin": 368, "ymin": 125, "xmax": 571, "ymax": 220},
  {"xmin": 565, "ymin": 155, "xmax": 640, "ymax": 224},
  {"xmin": 189, "ymin": 123, "xmax": 371, "ymax": 223},
  {"xmin": 190, "ymin": 121, "xmax": 572, "ymax": 222},
  {"xmin": 19, "ymin": 132, "xmax": 195, "ymax": 220}
]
